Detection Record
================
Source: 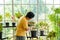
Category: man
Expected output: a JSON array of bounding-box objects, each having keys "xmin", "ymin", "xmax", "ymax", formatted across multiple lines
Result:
[{"xmin": 16, "ymin": 12, "xmax": 35, "ymax": 40}]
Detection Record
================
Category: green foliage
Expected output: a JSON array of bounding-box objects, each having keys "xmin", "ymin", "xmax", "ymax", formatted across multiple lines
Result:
[
  {"xmin": 54, "ymin": 7, "xmax": 60, "ymax": 14},
  {"xmin": 35, "ymin": 21, "xmax": 48, "ymax": 29},
  {"xmin": 0, "ymin": 23, "xmax": 2, "ymax": 32},
  {"xmin": 15, "ymin": 11, "xmax": 22, "ymax": 19},
  {"xmin": 48, "ymin": 7, "xmax": 60, "ymax": 39},
  {"xmin": 5, "ymin": 12, "xmax": 11, "ymax": 18},
  {"xmin": 48, "ymin": 7, "xmax": 60, "ymax": 25},
  {"xmin": 0, "ymin": 15, "xmax": 3, "ymax": 22},
  {"xmin": 48, "ymin": 14, "xmax": 57, "ymax": 23},
  {"xmin": 47, "ymin": 31, "xmax": 56, "ymax": 38},
  {"xmin": 39, "ymin": 21, "xmax": 48, "ymax": 26}
]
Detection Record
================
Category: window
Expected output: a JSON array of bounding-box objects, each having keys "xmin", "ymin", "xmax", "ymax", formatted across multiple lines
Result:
[{"xmin": 0, "ymin": 0, "xmax": 60, "ymax": 40}]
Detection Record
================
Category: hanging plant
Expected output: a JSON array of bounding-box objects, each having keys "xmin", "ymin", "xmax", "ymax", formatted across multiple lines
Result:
[
  {"xmin": 15, "ymin": 11, "xmax": 22, "ymax": 19},
  {"xmin": 0, "ymin": 15, "xmax": 3, "ymax": 22}
]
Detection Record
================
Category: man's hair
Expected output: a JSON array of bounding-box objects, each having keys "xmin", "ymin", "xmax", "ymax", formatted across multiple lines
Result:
[{"xmin": 26, "ymin": 12, "xmax": 35, "ymax": 18}]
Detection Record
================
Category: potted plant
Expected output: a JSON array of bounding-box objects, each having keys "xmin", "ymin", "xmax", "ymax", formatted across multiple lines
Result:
[
  {"xmin": 0, "ymin": 23, "xmax": 3, "ymax": 40},
  {"xmin": 5, "ymin": 12, "xmax": 11, "ymax": 27},
  {"xmin": 39, "ymin": 21, "xmax": 48, "ymax": 36},
  {"xmin": 48, "ymin": 7, "xmax": 60, "ymax": 40},
  {"xmin": 28, "ymin": 21, "xmax": 37, "ymax": 37}
]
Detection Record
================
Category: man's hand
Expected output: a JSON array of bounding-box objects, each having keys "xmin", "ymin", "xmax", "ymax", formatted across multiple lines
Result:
[{"xmin": 25, "ymin": 27, "xmax": 30, "ymax": 31}]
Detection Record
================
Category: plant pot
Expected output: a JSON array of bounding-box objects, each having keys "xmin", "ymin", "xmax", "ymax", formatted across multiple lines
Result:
[
  {"xmin": 0, "ymin": 32, "xmax": 2, "ymax": 40},
  {"xmin": 31, "ymin": 30, "xmax": 37, "ymax": 37},
  {"xmin": 40, "ymin": 30, "xmax": 44, "ymax": 36},
  {"xmin": 6, "ymin": 22, "xmax": 9, "ymax": 27},
  {"xmin": 12, "ymin": 22, "xmax": 16, "ymax": 27}
]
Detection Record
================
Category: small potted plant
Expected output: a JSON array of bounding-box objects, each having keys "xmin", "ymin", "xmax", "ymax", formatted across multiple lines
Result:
[
  {"xmin": 0, "ymin": 23, "xmax": 3, "ymax": 40},
  {"xmin": 37, "ymin": 21, "xmax": 49, "ymax": 36},
  {"xmin": 5, "ymin": 12, "xmax": 11, "ymax": 27},
  {"xmin": 28, "ymin": 21, "xmax": 37, "ymax": 37}
]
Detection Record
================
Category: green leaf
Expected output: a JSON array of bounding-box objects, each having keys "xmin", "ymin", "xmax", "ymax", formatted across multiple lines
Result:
[
  {"xmin": 0, "ymin": 15, "xmax": 3, "ymax": 22},
  {"xmin": 54, "ymin": 8, "xmax": 60, "ymax": 14},
  {"xmin": 15, "ymin": 11, "xmax": 22, "ymax": 18},
  {"xmin": 0, "ymin": 23, "xmax": 2, "ymax": 32},
  {"xmin": 5, "ymin": 12, "xmax": 11, "ymax": 18}
]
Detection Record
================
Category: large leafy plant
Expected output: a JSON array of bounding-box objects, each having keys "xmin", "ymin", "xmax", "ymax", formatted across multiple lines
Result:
[
  {"xmin": 48, "ymin": 7, "xmax": 60, "ymax": 40},
  {"xmin": 49, "ymin": 7, "xmax": 60, "ymax": 26}
]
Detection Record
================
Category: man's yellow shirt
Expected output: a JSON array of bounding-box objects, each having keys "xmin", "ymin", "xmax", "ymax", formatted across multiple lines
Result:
[{"xmin": 16, "ymin": 16, "xmax": 28, "ymax": 36}]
